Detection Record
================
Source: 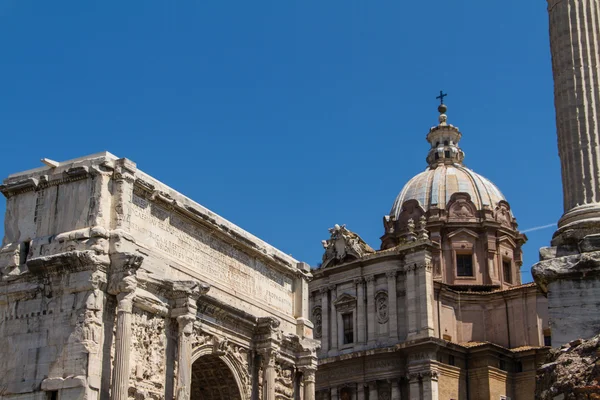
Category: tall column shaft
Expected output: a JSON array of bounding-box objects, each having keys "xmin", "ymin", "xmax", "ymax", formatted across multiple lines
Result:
[
  {"xmin": 329, "ymin": 285, "xmax": 338, "ymax": 355},
  {"xmin": 320, "ymin": 288, "xmax": 330, "ymax": 354},
  {"xmin": 262, "ymin": 350, "xmax": 278, "ymax": 400},
  {"xmin": 366, "ymin": 276, "xmax": 376, "ymax": 346},
  {"xmin": 331, "ymin": 387, "xmax": 339, "ymax": 400},
  {"xmin": 386, "ymin": 271, "xmax": 398, "ymax": 342},
  {"xmin": 111, "ymin": 294, "xmax": 134, "ymax": 400},
  {"xmin": 355, "ymin": 278, "xmax": 366, "ymax": 346},
  {"xmin": 302, "ymin": 368, "xmax": 316, "ymax": 400},
  {"xmin": 175, "ymin": 315, "xmax": 195, "ymax": 400},
  {"xmin": 548, "ymin": 0, "xmax": 600, "ymax": 233}
]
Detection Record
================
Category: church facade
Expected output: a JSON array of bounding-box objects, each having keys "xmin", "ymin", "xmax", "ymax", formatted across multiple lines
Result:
[
  {"xmin": 308, "ymin": 105, "xmax": 549, "ymax": 400},
  {"xmin": 0, "ymin": 152, "xmax": 318, "ymax": 400}
]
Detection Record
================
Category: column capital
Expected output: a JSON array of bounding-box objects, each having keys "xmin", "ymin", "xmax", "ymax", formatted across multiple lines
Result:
[
  {"xmin": 300, "ymin": 367, "xmax": 316, "ymax": 382},
  {"xmin": 328, "ymin": 283, "xmax": 337, "ymax": 291},
  {"xmin": 353, "ymin": 277, "xmax": 365, "ymax": 284},
  {"xmin": 319, "ymin": 286, "xmax": 329, "ymax": 294},
  {"xmin": 261, "ymin": 348, "xmax": 280, "ymax": 367},
  {"xmin": 365, "ymin": 275, "xmax": 375, "ymax": 283},
  {"xmin": 386, "ymin": 270, "xmax": 398, "ymax": 278}
]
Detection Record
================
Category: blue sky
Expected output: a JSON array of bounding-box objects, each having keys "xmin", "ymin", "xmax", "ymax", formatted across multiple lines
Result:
[{"xmin": 0, "ymin": 1, "xmax": 559, "ymax": 282}]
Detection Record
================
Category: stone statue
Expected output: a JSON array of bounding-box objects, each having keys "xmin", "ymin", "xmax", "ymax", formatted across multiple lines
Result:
[{"xmin": 321, "ymin": 224, "xmax": 374, "ymax": 268}]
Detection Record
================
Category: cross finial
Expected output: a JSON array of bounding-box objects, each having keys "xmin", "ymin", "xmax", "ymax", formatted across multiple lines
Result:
[{"xmin": 436, "ymin": 90, "xmax": 447, "ymax": 105}]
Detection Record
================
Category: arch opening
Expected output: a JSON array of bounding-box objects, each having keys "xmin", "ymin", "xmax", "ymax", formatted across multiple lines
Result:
[{"xmin": 190, "ymin": 354, "xmax": 243, "ymax": 400}]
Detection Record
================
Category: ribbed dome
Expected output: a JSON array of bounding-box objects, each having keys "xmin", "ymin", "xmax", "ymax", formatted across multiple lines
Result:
[{"xmin": 390, "ymin": 164, "xmax": 507, "ymax": 219}]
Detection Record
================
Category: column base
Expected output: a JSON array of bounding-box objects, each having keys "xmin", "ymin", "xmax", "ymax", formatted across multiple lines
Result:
[
  {"xmin": 532, "ymin": 250, "xmax": 600, "ymax": 346},
  {"xmin": 552, "ymin": 204, "xmax": 600, "ymax": 247}
]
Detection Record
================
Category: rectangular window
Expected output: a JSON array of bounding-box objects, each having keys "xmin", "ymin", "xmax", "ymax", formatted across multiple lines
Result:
[
  {"xmin": 456, "ymin": 254, "xmax": 473, "ymax": 276},
  {"xmin": 342, "ymin": 313, "xmax": 353, "ymax": 344},
  {"xmin": 503, "ymin": 260, "xmax": 512, "ymax": 283},
  {"xmin": 47, "ymin": 391, "xmax": 58, "ymax": 400}
]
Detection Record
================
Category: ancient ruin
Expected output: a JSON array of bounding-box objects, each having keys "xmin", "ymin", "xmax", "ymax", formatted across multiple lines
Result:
[{"xmin": 0, "ymin": 152, "xmax": 318, "ymax": 400}]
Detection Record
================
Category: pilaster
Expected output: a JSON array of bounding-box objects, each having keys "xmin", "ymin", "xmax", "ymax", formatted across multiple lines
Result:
[
  {"xmin": 320, "ymin": 287, "xmax": 330, "ymax": 354},
  {"xmin": 386, "ymin": 271, "xmax": 398, "ymax": 343},
  {"xmin": 366, "ymin": 276, "xmax": 376, "ymax": 346},
  {"xmin": 329, "ymin": 284, "xmax": 338, "ymax": 355},
  {"xmin": 354, "ymin": 277, "xmax": 366, "ymax": 347},
  {"xmin": 368, "ymin": 381, "xmax": 378, "ymax": 400}
]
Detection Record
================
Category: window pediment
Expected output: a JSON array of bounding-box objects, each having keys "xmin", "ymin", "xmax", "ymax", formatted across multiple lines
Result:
[
  {"xmin": 447, "ymin": 228, "xmax": 479, "ymax": 240},
  {"xmin": 333, "ymin": 293, "xmax": 357, "ymax": 312}
]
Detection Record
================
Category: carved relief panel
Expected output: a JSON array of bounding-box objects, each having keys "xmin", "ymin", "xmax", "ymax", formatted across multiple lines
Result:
[
  {"xmin": 375, "ymin": 291, "xmax": 389, "ymax": 324},
  {"xmin": 312, "ymin": 306, "xmax": 322, "ymax": 339}
]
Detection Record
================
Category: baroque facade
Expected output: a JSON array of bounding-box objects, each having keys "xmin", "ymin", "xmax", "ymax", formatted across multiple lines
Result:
[
  {"xmin": 309, "ymin": 106, "xmax": 549, "ymax": 400},
  {"xmin": 0, "ymin": 152, "xmax": 318, "ymax": 400}
]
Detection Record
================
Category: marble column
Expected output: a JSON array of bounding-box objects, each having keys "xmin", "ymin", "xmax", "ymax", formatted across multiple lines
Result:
[
  {"xmin": 302, "ymin": 368, "xmax": 316, "ymax": 400},
  {"xmin": 366, "ymin": 276, "xmax": 376, "ymax": 346},
  {"xmin": 175, "ymin": 315, "xmax": 195, "ymax": 400},
  {"xmin": 354, "ymin": 278, "xmax": 366, "ymax": 346},
  {"xmin": 547, "ymin": 0, "xmax": 600, "ymax": 238},
  {"xmin": 329, "ymin": 284, "xmax": 338, "ymax": 355},
  {"xmin": 368, "ymin": 381, "xmax": 378, "ymax": 400},
  {"xmin": 320, "ymin": 287, "xmax": 330, "ymax": 354},
  {"xmin": 110, "ymin": 267, "xmax": 138, "ymax": 400},
  {"xmin": 356, "ymin": 384, "xmax": 365, "ymax": 400},
  {"xmin": 386, "ymin": 271, "xmax": 398, "ymax": 342},
  {"xmin": 262, "ymin": 349, "xmax": 279, "ymax": 400}
]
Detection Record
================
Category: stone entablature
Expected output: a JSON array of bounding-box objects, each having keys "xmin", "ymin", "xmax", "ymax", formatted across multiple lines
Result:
[{"xmin": 0, "ymin": 152, "xmax": 318, "ymax": 400}]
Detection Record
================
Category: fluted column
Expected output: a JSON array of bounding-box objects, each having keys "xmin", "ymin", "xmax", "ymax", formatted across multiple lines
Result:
[
  {"xmin": 172, "ymin": 281, "xmax": 208, "ymax": 400},
  {"xmin": 175, "ymin": 315, "xmax": 195, "ymax": 400},
  {"xmin": 320, "ymin": 287, "xmax": 330, "ymax": 354},
  {"xmin": 112, "ymin": 289, "xmax": 135, "ymax": 400},
  {"xmin": 262, "ymin": 349, "xmax": 279, "ymax": 400},
  {"xmin": 386, "ymin": 271, "xmax": 398, "ymax": 342},
  {"xmin": 108, "ymin": 254, "xmax": 142, "ymax": 400},
  {"xmin": 302, "ymin": 368, "xmax": 316, "ymax": 400},
  {"xmin": 548, "ymin": 0, "xmax": 600, "ymax": 237},
  {"xmin": 366, "ymin": 276, "xmax": 376, "ymax": 346},
  {"xmin": 354, "ymin": 278, "xmax": 366, "ymax": 346},
  {"xmin": 329, "ymin": 284, "xmax": 338, "ymax": 355}
]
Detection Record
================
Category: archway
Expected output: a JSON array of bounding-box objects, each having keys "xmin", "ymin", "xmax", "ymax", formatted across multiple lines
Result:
[{"xmin": 190, "ymin": 354, "xmax": 243, "ymax": 400}]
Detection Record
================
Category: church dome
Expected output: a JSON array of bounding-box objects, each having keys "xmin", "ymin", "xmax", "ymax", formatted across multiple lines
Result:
[
  {"xmin": 389, "ymin": 101, "xmax": 507, "ymax": 218},
  {"xmin": 390, "ymin": 165, "xmax": 507, "ymax": 219}
]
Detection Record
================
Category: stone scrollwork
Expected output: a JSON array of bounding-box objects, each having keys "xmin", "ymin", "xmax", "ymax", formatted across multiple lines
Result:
[
  {"xmin": 321, "ymin": 224, "xmax": 374, "ymax": 268},
  {"xmin": 312, "ymin": 306, "xmax": 322, "ymax": 338},
  {"xmin": 375, "ymin": 291, "xmax": 389, "ymax": 324}
]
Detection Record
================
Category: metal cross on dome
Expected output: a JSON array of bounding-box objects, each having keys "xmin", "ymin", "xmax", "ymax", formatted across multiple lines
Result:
[{"xmin": 436, "ymin": 90, "xmax": 447, "ymax": 105}]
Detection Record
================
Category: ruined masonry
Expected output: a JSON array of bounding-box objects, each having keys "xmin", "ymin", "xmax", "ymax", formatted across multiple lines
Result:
[{"xmin": 0, "ymin": 152, "xmax": 318, "ymax": 400}]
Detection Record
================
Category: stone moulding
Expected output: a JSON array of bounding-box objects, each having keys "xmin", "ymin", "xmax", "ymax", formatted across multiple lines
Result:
[
  {"xmin": 131, "ymin": 179, "xmax": 303, "ymax": 278},
  {"xmin": 532, "ymin": 250, "xmax": 600, "ymax": 293}
]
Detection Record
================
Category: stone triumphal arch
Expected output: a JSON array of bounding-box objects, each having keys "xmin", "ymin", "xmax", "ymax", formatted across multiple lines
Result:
[{"xmin": 0, "ymin": 152, "xmax": 318, "ymax": 400}]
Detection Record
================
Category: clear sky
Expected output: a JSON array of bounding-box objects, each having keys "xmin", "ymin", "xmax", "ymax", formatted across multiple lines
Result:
[{"xmin": 0, "ymin": 1, "xmax": 560, "ymax": 283}]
